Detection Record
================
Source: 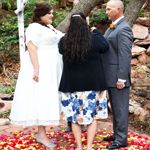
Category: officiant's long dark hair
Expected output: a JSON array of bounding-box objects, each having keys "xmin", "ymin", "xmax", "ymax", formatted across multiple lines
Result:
[{"xmin": 63, "ymin": 12, "xmax": 91, "ymax": 62}]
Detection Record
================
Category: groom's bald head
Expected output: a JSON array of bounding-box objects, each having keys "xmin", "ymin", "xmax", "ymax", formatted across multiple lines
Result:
[
  {"xmin": 106, "ymin": 0, "xmax": 124, "ymax": 21},
  {"xmin": 108, "ymin": 0, "xmax": 124, "ymax": 11}
]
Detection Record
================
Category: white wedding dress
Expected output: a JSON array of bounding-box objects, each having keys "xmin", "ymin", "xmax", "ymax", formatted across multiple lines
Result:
[{"xmin": 10, "ymin": 23, "xmax": 64, "ymax": 127}]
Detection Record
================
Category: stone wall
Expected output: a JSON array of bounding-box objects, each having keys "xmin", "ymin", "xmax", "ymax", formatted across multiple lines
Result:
[{"xmin": 129, "ymin": 17, "xmax": 150, "ymax": 131}]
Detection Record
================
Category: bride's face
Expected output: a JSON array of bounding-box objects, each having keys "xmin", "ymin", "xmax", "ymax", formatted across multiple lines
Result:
[{"xmin": 40, "ymin": 9, "xmax": 54, "ymax": 25}]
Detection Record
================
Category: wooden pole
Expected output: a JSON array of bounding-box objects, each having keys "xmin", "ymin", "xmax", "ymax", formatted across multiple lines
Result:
[{"xmin": 15, "ymin": 0, "xmax": 27, "ymax": 62}]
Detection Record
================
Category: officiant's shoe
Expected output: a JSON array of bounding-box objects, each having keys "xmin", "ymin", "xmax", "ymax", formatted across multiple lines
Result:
[
  {"xmin": 103, "ymin": 136, "xmax": 114, "ymax": 142},
  {"xmin": 65, "ymin": 122, "xmax": 72, "ymax": 132},
  {"xmin": 65, "ymin": 123, "xmax": 85, "ymax": 132},
  {"xmin": 65, "ymin": 125, "xmax": 72, "ymax": 132},
  {"xmin": 106, "ymin": 142, "xmax": 127, "ymax": 149},
  {"xmin": 81, "ymin": 125, "xmax": 86, "ymax": 131},
  {"xmin": 35, "ymin": 135, "xmax": 56, "ymax": 148}
]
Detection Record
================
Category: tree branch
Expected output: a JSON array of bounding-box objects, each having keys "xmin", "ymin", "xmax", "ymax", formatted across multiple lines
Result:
[{"xmin": 56, "ymin": 0, "xmax": 103, "ymax": 32}]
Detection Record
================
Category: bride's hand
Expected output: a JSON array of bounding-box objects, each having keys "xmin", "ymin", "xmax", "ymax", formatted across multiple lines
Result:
[{"xmin": 33, "ymin": 69, "xmax": 39, "ymax": 82}]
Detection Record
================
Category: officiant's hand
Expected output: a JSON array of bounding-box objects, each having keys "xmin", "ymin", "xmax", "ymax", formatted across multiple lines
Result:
[{"xmin": 91, "ymin": 27, "xmax": 96, "ymax": 32}]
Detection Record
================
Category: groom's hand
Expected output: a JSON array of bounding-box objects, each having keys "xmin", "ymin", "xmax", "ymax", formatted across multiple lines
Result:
[{"xmin": 116, "ymin": 81, "xmax": 125, "ymax": 89}]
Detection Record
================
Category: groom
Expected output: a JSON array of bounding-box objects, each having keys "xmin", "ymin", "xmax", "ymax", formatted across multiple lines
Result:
[{"xmin": 102, "ymin": 0, "xmax": 133, "ymax": 149}]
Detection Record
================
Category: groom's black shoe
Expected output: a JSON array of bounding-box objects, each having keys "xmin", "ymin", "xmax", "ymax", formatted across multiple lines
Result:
[
  {"xmin": 103, "ymin": 136, "xmax": 114, "ymax": 142},
  {"xmin": 106, "ymin": 142, "xmax": 127, "ymax": 149}
]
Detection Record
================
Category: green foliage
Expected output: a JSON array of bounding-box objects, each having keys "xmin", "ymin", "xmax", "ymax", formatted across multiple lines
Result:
[
  {"xmin": 122, "ymin": 0, "xmax": 129, "ymax": 8},
  {"xmin": 0, "ymin": 13, "xmax": 19, "ymax": 63},
  {"xmin": 90, "ymin": 8, "xmax": 107, "ymax": 23},
  {"xmin": 0, "ymin": 109, "xmax": 11, "ymax": 118},
  {"xmin": 138, "ymin": 65, "xmax": 149, "ymax": 73},
  {"xmin": 48, "ymin": 0, "xmax": 59, "ymax": 6},
  {"xmin": 138, "ymin": 8, "xmax": 149, "ymax": 18},
  {"xmin": 53, "ymin": 8, "xmax": 71, "ymax": 27},
  {"xmin": 24, "ymin": 0, "xmax": 37, "ymax": 26},
  {"xmin": 1, "ymin": 0, "xmax": 16, "ymax": 10},
  {"xmin": 0, "ymin": 84, "xmax": 15, "ymax": 94}
]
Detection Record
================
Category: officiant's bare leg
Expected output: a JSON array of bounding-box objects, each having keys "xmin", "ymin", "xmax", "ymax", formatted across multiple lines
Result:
[
  {"xmin": 87, "ymin": 120, "xmax": 97, "ymax": 149},
  {"xmin": 72, "ymin": 123, "xmax": 82, "ymax": 149}
]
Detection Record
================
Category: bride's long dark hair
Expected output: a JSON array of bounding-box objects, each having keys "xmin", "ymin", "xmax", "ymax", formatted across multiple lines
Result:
[{"xmin": 63, "ymin": 12, "xmax": 91, "ymax": 62}]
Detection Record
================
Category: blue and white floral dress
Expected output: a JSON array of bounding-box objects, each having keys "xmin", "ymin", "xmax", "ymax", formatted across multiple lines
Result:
[{"xmin": 61, "ymin": 90, "xmax": 108, "ymax": 125}]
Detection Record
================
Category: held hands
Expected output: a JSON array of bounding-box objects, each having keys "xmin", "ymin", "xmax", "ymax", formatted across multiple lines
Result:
[
  {"xmin": 91, "ymin": 27, "xmax": 96, "ymax": 32},
  {"xmin": 33, "ymin": 69, "xmax": 39, "ymax": 82},
  {"xmin": 116, "ymin": 81, "xmax": 125, "ymax": 89}
]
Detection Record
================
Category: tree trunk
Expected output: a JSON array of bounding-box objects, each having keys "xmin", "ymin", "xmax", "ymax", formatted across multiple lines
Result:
[
  {"xmin": 124, "ymin": 0, "xmax": 145, "ymax": 27},
  {"xmin": 57, "ymin": 0, "xmax": 145, "ymax": 32},
  {"xmin": 56, "ymin": 0, "xmax": 103, "ymax": 32}
]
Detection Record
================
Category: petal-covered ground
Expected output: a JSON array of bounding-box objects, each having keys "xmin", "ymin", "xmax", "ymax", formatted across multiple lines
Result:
[{"xmin": 0, "ymin": 128, "xmax": 150, "ymax": 150}]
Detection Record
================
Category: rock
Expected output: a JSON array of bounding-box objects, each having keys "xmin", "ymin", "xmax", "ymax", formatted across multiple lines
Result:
[
  {"xmin": 135, "ymin": 90, "xmax": 150, "ymax": 100},
  {"xmin": 137, "ymin": 65, "xmax": 150, "ymax": 73},
  {"xmin": 134, "ymin": 87, "xmax": 148, "ymax": 91},
  {"xmin": 147, "ymin": 46, "xmax": 150, "ymax": 56},
  {"xmin": 147, "ymin": 93, "xmax": 150, "ymax": 100},
  {"xmin": 131, "ymin": 58, "xmax": 139, "ymax": 66},
  {"xmin": 134, "ymin": 107, "xmax": 149, "ymax": 121},
  {"xmin": 138, "ymin": 53, "xmax": 148, "ymax": 64},
  {"xmin": 0, "ymin": 99, "xmax": 12, "ymax": 113},
  {"xmin": 146, "ymin": 55, "xmax": 150, "ymax": 64},
  {"xmin": 129, "ymin": 100, "xmax": 141, "ymax": 113},
  {"xmin": 0, "ymin": 102, "xmax": 5, "ymax": 108},
  {"xmin": 0, "ymin": 118, "xmax": 10, "ymax": 126},
  {"xmin": 144, "ymin": 102, "xmax": 150, "ymax": 110},
  {"xmin": 136, "ymin": 17, "xmax": 150, "ymax": 27},
  {"xmin": 132, "ymin": 24, "xmax": 149, "ymax": 39},
  {"xmin": 147, "ymin": 62, "xmax": 150, "ymax": 68},
  {"xmin": 131, "ymin": 69, "xmax": 137, "ymax": 78},
  {"xmin": 137, "ymin": 72, "xmax": 145, "ymax": 79},
  {"xmin": 0, "ymin": 94, "xmax": 13, "ymax": 101},
  {"xmin": 134, "ymin": 39, "xmax": 150, "ymax": 46},
  {"xmin": 130, "ymin": 94, "xmax": 147, "ymax": 104},
  {"xmin": 132, "ymin": 45, "xmax": 146, "ymax": 57},
  {"xmin": 132, "ymin": 78, "xmax": 150, "ymax": 87}
]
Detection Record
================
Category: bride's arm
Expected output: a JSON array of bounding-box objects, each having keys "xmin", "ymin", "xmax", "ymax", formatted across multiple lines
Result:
[{"xmin": 27, "ymin": 41, "xmax": 39, "ymax": 82}]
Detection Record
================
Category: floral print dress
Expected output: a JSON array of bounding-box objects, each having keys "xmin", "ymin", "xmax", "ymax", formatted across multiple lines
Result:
[{"xmin": 61, "ymin": 90, "xmax": 108, "ymax": 125}]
